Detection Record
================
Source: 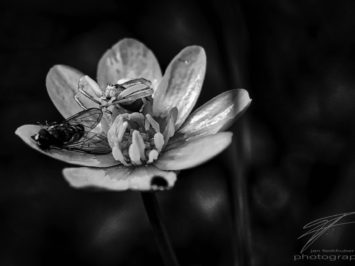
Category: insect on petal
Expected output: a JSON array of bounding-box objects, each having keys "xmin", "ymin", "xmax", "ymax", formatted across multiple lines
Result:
[{"xmin": 15, "ymin": 125, "xmax": 118, "ymax": 167}]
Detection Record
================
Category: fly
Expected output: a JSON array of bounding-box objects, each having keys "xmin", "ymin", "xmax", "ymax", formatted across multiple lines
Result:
[{"xmin": 31, "ymin": 108, "xmax": 111, "ymax": 154}]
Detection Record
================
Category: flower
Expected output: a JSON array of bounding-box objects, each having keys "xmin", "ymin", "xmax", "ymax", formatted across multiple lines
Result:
[{"xmin": 15, "ymin": 38, "xmax": 251, "ymax": 191}]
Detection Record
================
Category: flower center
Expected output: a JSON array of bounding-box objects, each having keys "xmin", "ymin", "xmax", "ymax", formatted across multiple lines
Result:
[{"xmin": 107, "ymin": 109, "xmax": 177, "ymax": 166}]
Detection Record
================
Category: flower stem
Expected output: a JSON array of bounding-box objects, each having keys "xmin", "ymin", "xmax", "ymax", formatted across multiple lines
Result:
[
  {"xmin": 141, "ymin": 192, "xmax": 179, "ymax": 266},
  {"xmin": 229, "ymin": 119, "xmax": 252, "ymax": 266},
  {"xmin": 204, "ymin": 0, "xmax": 252, "ymax": 264}
]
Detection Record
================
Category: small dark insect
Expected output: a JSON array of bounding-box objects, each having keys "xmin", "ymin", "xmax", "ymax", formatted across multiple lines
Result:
[{"xmin": 31, "ymin": 108, "xmax": 111, "ymax": 154}]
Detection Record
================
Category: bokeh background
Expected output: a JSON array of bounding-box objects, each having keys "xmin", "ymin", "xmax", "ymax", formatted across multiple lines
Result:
[{"xmin": 2, "ymin": 0, "xmax": 355, "ymax": 265}]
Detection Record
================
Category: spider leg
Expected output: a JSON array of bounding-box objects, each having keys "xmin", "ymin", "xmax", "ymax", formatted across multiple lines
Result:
[
  {"xmin": 78, "ymin": 87, "xmax": 102, "ymax": 105},
  {"xmin": 74, "ymin": 86, "xmax": 103, "ymax": 110},
  {"xmin": 74, "ymin": 94, "xmax": 88, "ymax": 110}
]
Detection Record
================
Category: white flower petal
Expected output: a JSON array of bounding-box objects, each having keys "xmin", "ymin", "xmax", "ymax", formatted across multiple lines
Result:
[
  {"xmin": 97, "ymin": 38, "xmax": 162, "ymax": 90},
  {"xmin": 152, "ymin": 46, "xmax": 206, "ymax": 128},
  {"xmin": 172, "ymin": 89, "xmax": 251, "ymax": 143},
  {"xmin": 63, "ymin": 165, "xmax": 177, "ymax": 191},
  {"xmin": 15, "ymin": 125, "xmax": 118, "ymax": 167},
  {"xmin": 46, "ymin": 65, "xmax": 86, "ymax": 118},
  {"xmin": 162, "ymin": 109, "xmax": 177, "ymax": 144},
  {"xmin": 156, "ymin": 132, "xmax": 233, "ymax": 171}
]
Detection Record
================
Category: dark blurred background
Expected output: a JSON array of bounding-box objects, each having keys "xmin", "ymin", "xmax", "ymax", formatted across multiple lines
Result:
[{"xmin": 2, "ymin": 0, "xmax": 355, "ymax": 265}]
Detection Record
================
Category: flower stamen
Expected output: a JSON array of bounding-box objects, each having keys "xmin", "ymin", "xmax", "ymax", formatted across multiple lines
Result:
[
  {"xmin": 129, "ymin": 138, "xmax": 142, "ymax": 165},
  {"xmin": 154, "ymin": 133, "xmax": 164, "ymax": 152},
  {"xmin": 146, "ymin": 114, "xmax": 160, "ymax": 132},
  {"xmin": 132, "ymin": 130, "xmax": 146, "ymax": 160},
  {"xmin": 148, "ymin": 150, "xmax": 159, "ymax": 163},
  {"xmin": 107, "ymin": 111, "xmax": 171, "ymax": 166}
]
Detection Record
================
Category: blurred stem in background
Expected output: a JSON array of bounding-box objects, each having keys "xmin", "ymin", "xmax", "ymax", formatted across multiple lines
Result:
[
  {"xmin": 141, "ymin": 192, "xmax": 179, "ymax": 266},
  {"xmin": 229, "ymin": 120, "xmax": 252, "ymax": 266},
  {"xmin": 206, "ymin": 0, "xmax": 252, "ymax": 265}
]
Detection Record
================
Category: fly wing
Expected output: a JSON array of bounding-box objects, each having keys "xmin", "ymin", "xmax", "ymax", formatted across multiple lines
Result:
[
  {"xmin": 62, "ymin": 108, "xmax": 111, "ymax": 154},
  {"xmin": 64, "ymin": 131, "xmax": 111, "ymax": 154},
  {"xmin": 65, "ymin": 108, "xmax": 103, "ymax": 132}
]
